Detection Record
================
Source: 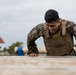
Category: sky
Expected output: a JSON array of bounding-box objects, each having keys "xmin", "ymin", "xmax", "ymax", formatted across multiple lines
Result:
[{"xmin": 0, "ymin": 0, "xmax": 76, "ymax": 49}]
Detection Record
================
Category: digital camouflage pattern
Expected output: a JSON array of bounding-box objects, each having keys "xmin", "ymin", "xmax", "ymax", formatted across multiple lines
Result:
[{"xmin": 27, "ymin": 19, "xmax": 76, "ymax": 55}]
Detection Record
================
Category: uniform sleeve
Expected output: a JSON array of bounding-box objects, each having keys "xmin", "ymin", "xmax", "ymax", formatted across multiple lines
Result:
[
  {"xmin": 73, "ymin": 24, "xmax": 76, "ymax": 38},
  {"xmin": 27, "ymin": 24, "xmax": 44, "ymax": 54},
  {"xmin": 66, "ymin": 21, "xmax": 76, "ymax": 38}
]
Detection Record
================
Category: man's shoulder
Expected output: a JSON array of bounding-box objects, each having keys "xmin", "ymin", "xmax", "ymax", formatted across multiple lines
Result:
[
  {"xmin": 28, "ymin": 23, "xmax": 45, "ymax": 37},
  {"xmin": 61, "ymin": 19, "xmax": 76, "ymax": 34},
  {"xmin": 61, "ymin": 19, "xmax": 75, "ymax": 28},
  {"xmin": 36, "ymin": 23, "xmax": 44, "ymax": 28},
  {"xmin": 34, "ymin": 23, "xmax": 44, "ymax": 31}
]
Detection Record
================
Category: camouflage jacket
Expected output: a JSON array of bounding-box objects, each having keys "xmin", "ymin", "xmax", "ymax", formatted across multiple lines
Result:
[{"xmin": 27, "ymin": 19, "xmax": 76, "ymax": 54}]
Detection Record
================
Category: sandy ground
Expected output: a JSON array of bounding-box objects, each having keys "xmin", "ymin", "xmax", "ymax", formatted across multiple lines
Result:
[{"xmin": 0, "ymin": 56, "xmax": 76, "ymax": 75}]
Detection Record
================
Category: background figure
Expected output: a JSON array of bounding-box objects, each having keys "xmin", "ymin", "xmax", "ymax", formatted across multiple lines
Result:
[{"xmin": 14, "ymin": 46, "xmax": 26, "ymax": 56}]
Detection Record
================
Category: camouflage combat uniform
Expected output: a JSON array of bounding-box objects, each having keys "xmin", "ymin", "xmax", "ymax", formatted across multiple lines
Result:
[{"xmin": 27, "ymin": 19, "xmax": 76, "ymax": 56}]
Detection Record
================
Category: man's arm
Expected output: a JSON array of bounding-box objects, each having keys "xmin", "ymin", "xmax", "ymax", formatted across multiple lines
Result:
[
  {"xmin": 73, "ymin": 24, "xmax": 76, "ymax": 39},
  {"xmin": 27, "ymin": 24, "xmax": 44, "ymax": 56},
  {"xmin": 66, "ymin": 20, "xmax": 76, "ymax": 39}
]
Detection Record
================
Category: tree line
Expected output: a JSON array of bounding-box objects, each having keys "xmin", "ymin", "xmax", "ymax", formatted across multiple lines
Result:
[{"xmin": 0, "ymin": 42, "xmax": 23, "ymax": 55}]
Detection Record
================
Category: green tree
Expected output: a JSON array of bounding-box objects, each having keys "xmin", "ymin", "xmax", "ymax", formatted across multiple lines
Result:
[{"xmin": 8, "ymin": 42, "xmax": 23, "ymax": 55}]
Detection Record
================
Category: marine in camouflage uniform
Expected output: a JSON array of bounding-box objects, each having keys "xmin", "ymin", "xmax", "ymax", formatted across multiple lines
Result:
[{"xmin": 27, "ymin": 9, "xmax": 76, "ymax": 56}]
